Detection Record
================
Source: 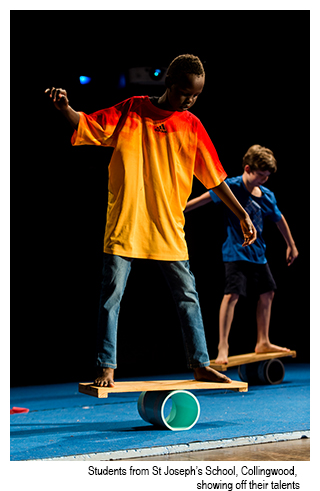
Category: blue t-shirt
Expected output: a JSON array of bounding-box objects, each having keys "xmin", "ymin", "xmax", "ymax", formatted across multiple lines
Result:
[{"xmin": 209, "ymin": 176, "xmax": 282, "ymax": 264}]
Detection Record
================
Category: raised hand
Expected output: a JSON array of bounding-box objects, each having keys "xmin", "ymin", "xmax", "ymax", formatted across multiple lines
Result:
[
  {"xmin": 44, "ymin": 87, "xmax": 69, "ymax": 111},
  {"xmin": 44, "ymin": 87, "xmax": 80, "ymax": 129}
]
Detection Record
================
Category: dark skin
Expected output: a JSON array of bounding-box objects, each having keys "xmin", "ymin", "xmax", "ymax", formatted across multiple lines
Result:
[
  {"xmin": 45, "ymin": 74, "xmax": 256, "ymax": 387},
  {"xmin": 158, "ymin": 72, "xmax": 205, "ymax": 112}
]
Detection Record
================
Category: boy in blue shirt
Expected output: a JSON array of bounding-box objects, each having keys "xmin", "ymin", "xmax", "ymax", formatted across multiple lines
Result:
[{"xmin": 185, "ymin": 145, "xmax": 298, "ymax": 364}]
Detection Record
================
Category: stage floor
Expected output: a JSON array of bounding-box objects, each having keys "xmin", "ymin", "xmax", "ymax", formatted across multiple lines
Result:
[{"xmin": 10, "ymin": 363, "xmax": 310, "ymax": 461}]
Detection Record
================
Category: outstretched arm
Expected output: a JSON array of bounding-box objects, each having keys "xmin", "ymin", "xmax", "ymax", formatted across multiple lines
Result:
[
  {"xmin": 276, "ymin": 215, "xmax": 299, "ymax": 266},
  {"xmin": 184, "ymin": 191, "xmax": 212, "ymax": 212},
  {"xmin": 211, "ymin": 181, "xmax": 257, "ymax": 246},
  {"xmin": 185, "ymin": 181, "xmax": 257, "ymax": 247},
  {"xmin": 45, "ymin": 87, "xmax": 80, "ymax": 130}
]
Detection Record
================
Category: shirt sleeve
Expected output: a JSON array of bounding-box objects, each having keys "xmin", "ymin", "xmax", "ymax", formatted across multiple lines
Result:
[
  {"xmin": 193, "ymin": 120, "xmax": 227, "ymax": 189},
  {"xmin": 208, "ymin": 187, "xmax": 222, "ymax": 203},
  {"xmin": 71, "ymin": 98, "xmax": 132, "ymax": 147},
  {"xmin": 266, "ymin": 191, "xmax": 282, "ymax": 222}
]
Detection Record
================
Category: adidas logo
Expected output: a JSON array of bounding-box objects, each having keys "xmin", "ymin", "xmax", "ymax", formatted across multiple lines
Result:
[{"xmin": 155, "ymin": 124, "xmax": 167, "ymax": 133}]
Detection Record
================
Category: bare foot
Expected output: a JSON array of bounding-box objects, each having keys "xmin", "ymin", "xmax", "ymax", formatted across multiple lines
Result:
[
  {"xmin": 255, "ymin": 342, "xmax": 290, "ymax": 354},
  {"xmin": 94, "ymin": 367, "xmax": 115, "ymax": 387},
  {"xmin": 215, "ymin": 346, "xmax": 229, "ymax": 365},
  {"xmin": 194, "ymin": 366, "xmax": 231, "ymax": 383}
]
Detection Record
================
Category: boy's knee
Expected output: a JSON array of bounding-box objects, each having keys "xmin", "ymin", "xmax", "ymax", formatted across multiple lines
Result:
[
  {"xmin": 259, "ymin": 290, "xmax": 275, "ymax": 303},
  {"xmin": 224, "ymin": 293, "xmax": 239, "ymax": 304}
]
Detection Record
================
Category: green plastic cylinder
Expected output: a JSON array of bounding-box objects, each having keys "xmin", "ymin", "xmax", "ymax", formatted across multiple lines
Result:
[{"xmin": 137, "ymin": 389, "xmax": 200, "ymax": 431}]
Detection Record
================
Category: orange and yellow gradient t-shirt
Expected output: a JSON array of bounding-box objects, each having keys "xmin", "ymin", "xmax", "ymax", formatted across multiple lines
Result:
[{"xmin": 71, "ymin": 96, "xmax": 227, "ymax": 261}]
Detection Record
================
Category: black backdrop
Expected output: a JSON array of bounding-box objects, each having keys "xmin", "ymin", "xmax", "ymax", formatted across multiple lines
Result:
[{"xmin": 10, "ymin": 11, "xmax": 310, "ymax": 387}]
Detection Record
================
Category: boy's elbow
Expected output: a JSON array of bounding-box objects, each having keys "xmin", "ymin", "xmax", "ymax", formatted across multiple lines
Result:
[{"xmin": 275, "ymin": 215, "xmax": 285, "ymax": 226}]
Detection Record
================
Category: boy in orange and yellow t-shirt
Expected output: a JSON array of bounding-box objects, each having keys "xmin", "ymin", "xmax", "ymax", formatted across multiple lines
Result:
[{"xmin": 45, "ymin": 54, "xmax": 256, "ymax": 387}]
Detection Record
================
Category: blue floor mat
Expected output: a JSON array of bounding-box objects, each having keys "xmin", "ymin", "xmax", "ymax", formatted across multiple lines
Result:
[{"xmin": 10, "ymin": 364, "xmax": 310, "ymax": 461}]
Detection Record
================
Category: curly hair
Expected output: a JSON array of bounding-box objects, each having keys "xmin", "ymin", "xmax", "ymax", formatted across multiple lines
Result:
[
  {"xmin": 165, "ymin": 54, "xmax": 205, "ymax": 87},
  {"xmin": 242, "ymin": 145, "xmax": 277, "ymax": 174}
]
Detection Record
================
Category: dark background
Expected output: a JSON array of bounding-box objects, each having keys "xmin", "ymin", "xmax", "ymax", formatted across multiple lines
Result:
[{"xmin": 10, "ymin": 11, "xmax": 310, "ymax": 387}]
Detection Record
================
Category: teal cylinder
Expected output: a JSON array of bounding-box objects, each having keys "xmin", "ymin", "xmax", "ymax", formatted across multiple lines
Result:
[
  {"xmin": 137, "ymin": 390, "xmax": 200, "ymax": 431},
  {"xmin": 238, "ymin": 358, "xmax": 285, "ymax": 385}
]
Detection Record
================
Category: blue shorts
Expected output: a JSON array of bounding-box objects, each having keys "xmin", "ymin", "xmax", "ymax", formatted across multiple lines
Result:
[{"xmin": 224, "ymin": 261, "xmax": 277, "ymax": 297}]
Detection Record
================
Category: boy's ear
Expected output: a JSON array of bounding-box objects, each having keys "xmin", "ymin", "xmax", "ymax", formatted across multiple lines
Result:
[{"xmin": 244, "ymin": 165, "xmax": 252, "ymax": 174}]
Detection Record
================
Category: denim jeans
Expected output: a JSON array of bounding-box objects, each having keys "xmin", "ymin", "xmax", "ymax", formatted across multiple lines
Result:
[{"xmin": 96, "ymin": 253, "xmax": 210, "ymax": 370}]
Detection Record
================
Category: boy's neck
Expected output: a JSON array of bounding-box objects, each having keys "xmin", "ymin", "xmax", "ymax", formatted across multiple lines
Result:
[
  {"xmin": 242, "ymin": 173, "xmax": 262, "ymax": 197},
  {"xmin": 156, "ymin": 91, "xmax": 174, "ymax": 111}
]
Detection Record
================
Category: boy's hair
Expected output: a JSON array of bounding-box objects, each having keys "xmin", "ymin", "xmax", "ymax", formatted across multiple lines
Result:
[
  {"xmin": 242, "ymin": 145, "xmax": 277, "ymax": 173},
  {"xmin": 165, "ymin": 54, "xmax": 205, "ymax": 87}
]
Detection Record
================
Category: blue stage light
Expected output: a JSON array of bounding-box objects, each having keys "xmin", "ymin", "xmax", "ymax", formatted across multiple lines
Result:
[
  {"xmin": 79, "ymin": 76, "xmax": 92, "ymax": 85},
  {"xmin": 118, "ymin": 73, "xmax": 126, "ymax": 89},
  {"xmin": 153, "ymin": 69, "xmax": 161, "ymax": 77}
]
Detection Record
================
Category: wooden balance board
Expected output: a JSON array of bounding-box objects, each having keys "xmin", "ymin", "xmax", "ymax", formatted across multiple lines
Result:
[
  {"xmin": 210, "ymin": 350, "xmax": 297, "ymax": 371},
  {"xmin": 79, "ymin": 379, "xmax": 248, "ymax": 431},
  {"xmin": 79, "ymin": 379, "xmax": 248, "ymax": 398}
]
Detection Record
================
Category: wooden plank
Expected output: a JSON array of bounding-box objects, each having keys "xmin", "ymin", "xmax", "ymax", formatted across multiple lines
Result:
[
  {"xmin": 210, "ymin": 350, "xmax": 297, "ymax": 371},
  {"xmin": 79, "ymin": 379, "xmax": 248, "ymax": 398}
]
